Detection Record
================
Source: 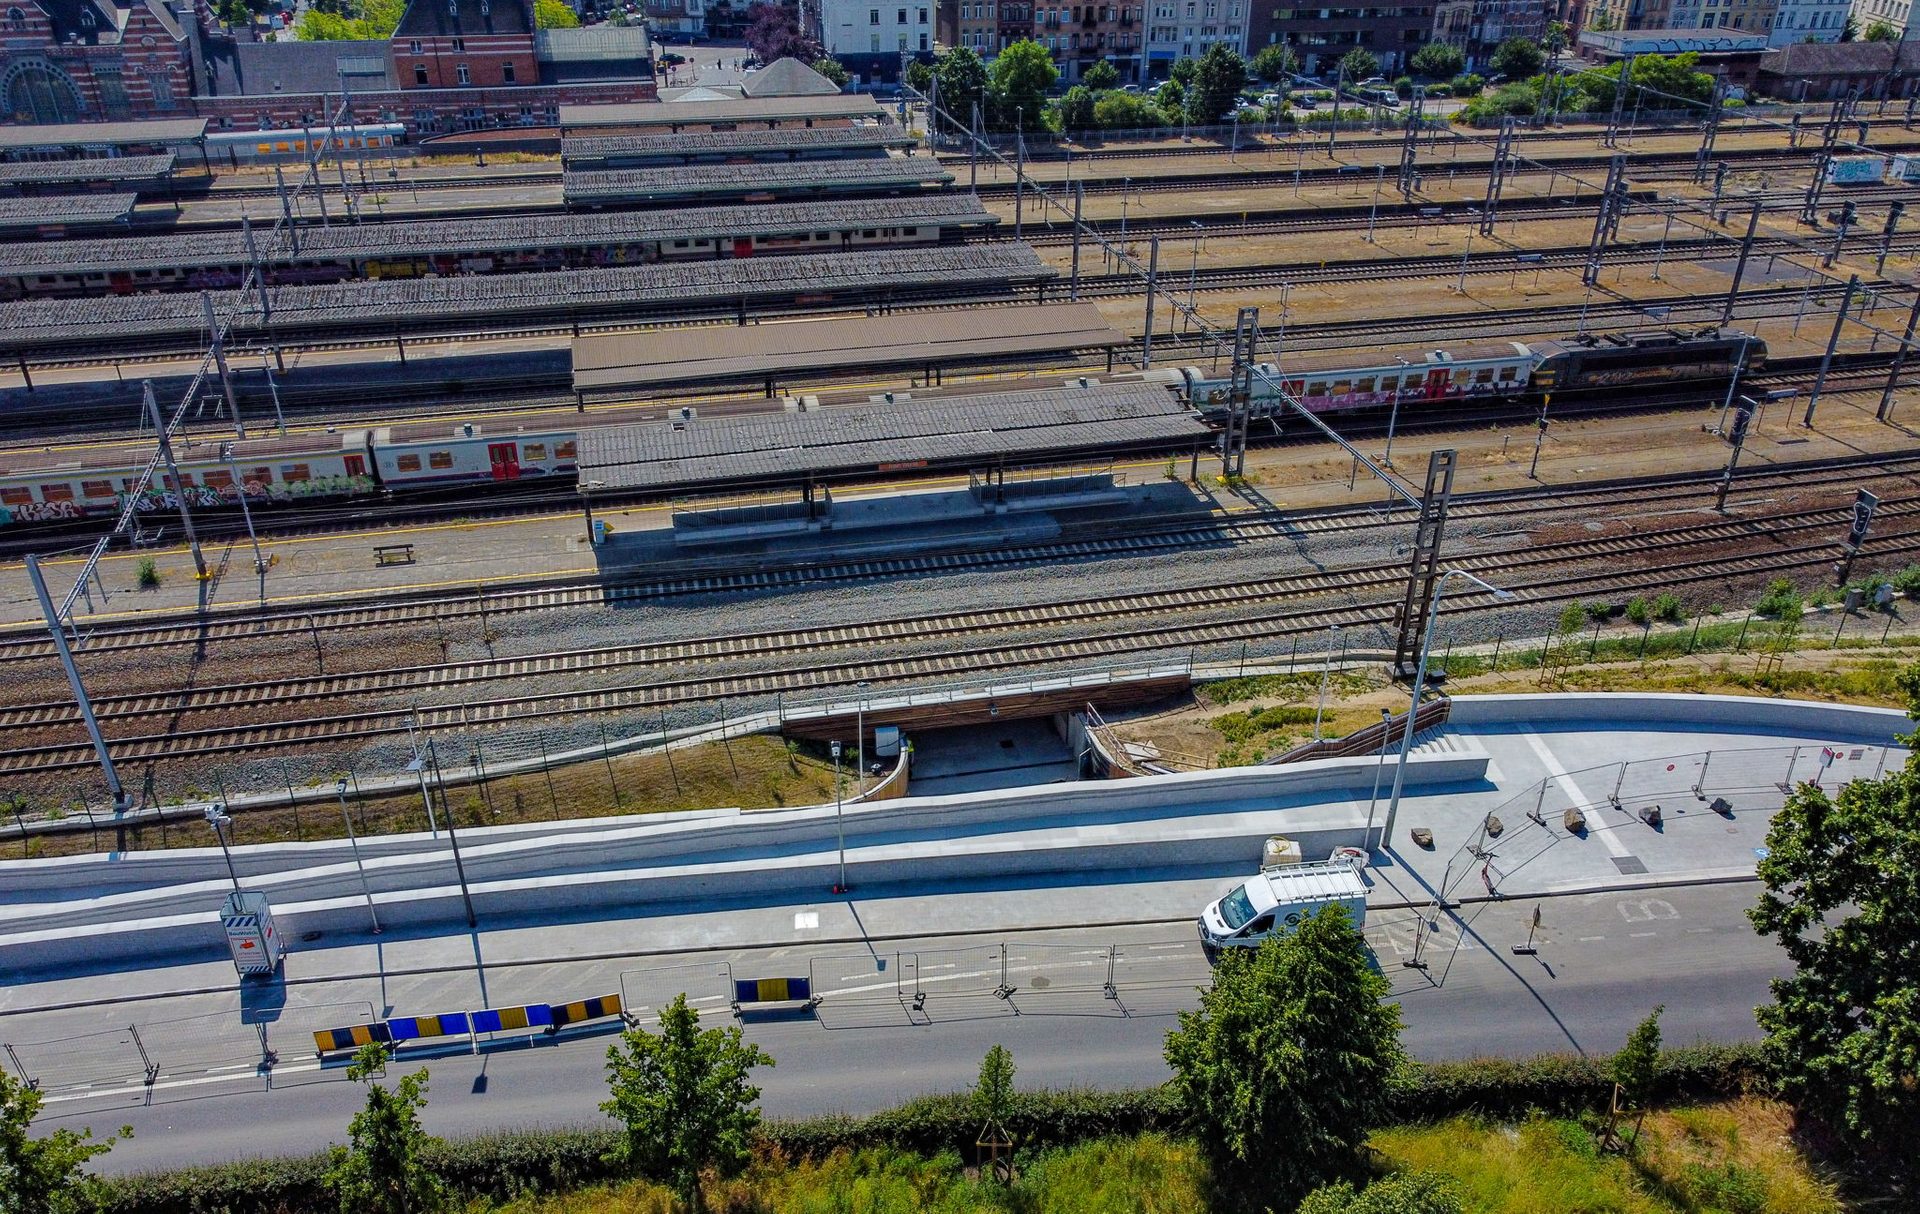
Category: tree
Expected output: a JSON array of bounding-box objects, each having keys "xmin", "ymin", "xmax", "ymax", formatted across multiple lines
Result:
[
  {"xmin": 1866, "ymin": 17, "xmax": 1900, "ymax": 39},
  {"xmin": 1614, "ymin": 1005, "xmax": 1664, "ymax": 1108},
  {"xmin": 988, "ymin": 38, "xmax": 1057, "ymax": 131},
  {"xmin": 1337, "ymin": 47, "xmax": 1380, "ymax": 82},
  {"xmin": 1155, "ymin": 77, "xmax": 1186, "ymax": 117},
  {"xmin": 1082, "ymin": 58, "xmax": 1119, "ymax": 90},
  {"xmin": 1749, "ymin": 664, "xmax": 1920, "ymax": 1149},
  {"xmin": 534, "ymin": 0, "xmax": 578, "ymax": 27},
  {"xmin": 0, "ymin": 1068, "xmax": 127, "ymax": 1214},
  {"xmin": 905, "ymin": 57, "xmax": 934, "ymax": 95},
  {"xmin": 1169, "ymin": 55, "xmax": 1198, "ymax": 86},
  {"xmin": 1184, "ymin": 43, "xmax": 1248, "ymax": 124},
  {"xmin": 602, "ymin": 993, "xmax": 774, "ymax": 1213},
  {"xmin": 743, "ymin": 3, "xmax": 819, "ymax": 64},
  {"xmin": 1408, "ymin": 41, "xmax": 1464, "ymax": 79},
  {"xmin": 812, "ymin": 56, "xmax": 850, "ymax": 88},
  {"xmin": 218, "ymin": 0, "xmax": 251, "ymax": 27},
  {"xmin": 934, "ymin": 46, "xmax": 990, "ymax": 133},
  {"xmin": 296, "ymin": 8, "xmax": 372, "ymax": 39},
  {"xmin": 1489, "ymin": 36, "xmax": 1543, "ymax": 79},
  {"xmin": 1298, "ymin": 1171, "xmax": 1463, "ymax": 1214},
  {"xmin": 1250, "ymin": 44, "xmax": 1298, "ymax": 84},
  {"xmin": 1842, "ymin": 12, "xmax": 1860, "ymax": 39},
  {"xmin": 1095, "ymin": 90, "xmax": 1169, "ymax": 127},
  {"xmin": 1164, "ymin": 905, "xmax": 1405, "ymax": 1210},
  {"xmin": 323, "ymin": 1044, "xmax": 446, "ymax": 1214},
  {"xmin": 1543, "ymin": 19, "xmax": 1570, "ymax": 55},
  {"xmin": 1586, "ymin": 7, "xmax": 1616, "ymax": 30},
  {"xmin": 1055, "ymin": 84, "xmax": 1097, "ymax": 132},
  {"xmin": 973, "ymin": 1043, "xmax": 1016, "ymax": 1129}
]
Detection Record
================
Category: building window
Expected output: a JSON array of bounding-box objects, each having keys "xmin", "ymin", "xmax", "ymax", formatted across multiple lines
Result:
[
  {"xmin": 452, "ymin": 36, "xmax": 465, "ymax": 49},
  {"xmin": 919, "ymin": 5, "xmax": 927, "ymax": 18},
  {"xmin": 897, "ymin": 6, "xmax": 906, "ymax": 19},
  {"xmin": 409, "ymin": 38, "xmax": 422, "ymax": 52},
  {"xmin": 870, "ymin": 6, "xmax": 879, "ymax": 19},
  {"xmin": 5, "ymin": 7, "xmax": 22, "ymax": 29},
  {"xmin": 457, "ymin": 63, "xmax": 470, "ymax": 83},
  {"xmin": 871, "ymin": 31, "xmax": 881, "ymax": 48},
  {"xmin": 502, "ymin": 61, "xmax": 515, "ymax": 82},
  {"xmin": 920, "ymin": 29, "xmax": 928, "ymax": 45},
  {"xmin": 415, "ymin": 63, "xmax": 430, "ymax": 84}
]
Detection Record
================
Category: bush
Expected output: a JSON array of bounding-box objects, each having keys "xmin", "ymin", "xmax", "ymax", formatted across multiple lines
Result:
[
  {"xmin": 1652, "ymin": 592, "xmax": 1685, "ymax": 623},
  {"xmin": 1625, "ymin": 598, "xmax": 1651, "ymax": 626},
  {"xmin": 1424, "ymin": 83, "xmax": 1451, "ymax": 97},
  {"xmin": 1582, "ymin": 601, "xmax": 1613, "ymax": 623},
  {"xmin": 135, "ymin": 557, "xmax": 159, "ymax": 589},
  {"xmin": 1393, "ymin": 75, "xmax": 1414, "ymax": 99},
  {"xmin": 1450, "ymin": 72, "xmax": 1484, "ymax": 95},
  {"xmin": 1754, "ymin": 578, "xmax": 1802, "ymax": 619},
  {"xmin": 1891, "ymin": 565, "xmax": 1920, "ymax": 598}
]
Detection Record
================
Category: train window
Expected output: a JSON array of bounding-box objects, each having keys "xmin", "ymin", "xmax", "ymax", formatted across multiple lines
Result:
[
  {"xmin": 0, "ymin": 487, "xmax": 30, "ymax": 505},
  {"xmin": 1306, "ymin": 381, "xmax": 1327, "ymax": 395},
  {"xmin": 202, "ymin": 469, "xmax": 232, "ymax": 490},
  {"xmin": 902, "ymin": 226, "xmax": 918, "ymax": 235},
  {"xmin": 251, "ymin": 467, "xmax": 271, "ymax": 483},
  {"xmin": 280, "ymin": 463, "xmax": 311, "ymax": 482},
  {"xmin": 255, "ymin": 144, "xmax": 270, "ymax": 155},
  {"xmin": 39, "ymin": 483, "xmax": 74, "ymax": 501},
  {"xmin": 673, "ymin": 240, "xmax": 688, "ymax": 248},
  {"xmin": 428, "ymin": 452, "xmax": 454, "ymax": 469},
  {"xmin": 1474, "ymin": 369, "xmax": 1494, "ymax": 384},
  {"xmin": 555, "ymin": 441, "xmax": 577, "ymax": 459},
  {"xmin": 1331, "ymin": 380, "xmax": 1351, "ymax": 395},
  {"xmin": 397, "ymin": 454, "xmax": 422, "ymax": 472},
  {"xmin": 523, "ymin": 443, "xmax": 547, "ymax": 460},
  {"xmin": 861, "ymin": 229, "xmax": 877, "ymax": 238},
  {"xmin": 1452, "ymin": 369, "xmax": 1471, "ymax": 384},
  {"xmin": 81, "ymin": 480, "xmax": 112, "ymax": 497},
  {"xmin": 1354, "ymin": 377, "xmax": 1374, "ymax": 393}
]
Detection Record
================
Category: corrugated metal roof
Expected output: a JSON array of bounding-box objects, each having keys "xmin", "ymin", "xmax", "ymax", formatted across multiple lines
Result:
[
  {"xmin": 0, "ymin": 118, "xmax": 206, "ymax": 148},
  {"xmin": 0, "ymin": 194, "xmax": 998, "ymax": 277},
  {"xmin": 577, "ymin": 383, "xmax": 1205, "ymax": 492},
  {"xmin": 0, "ymin": 244, "xmax": 1053, "ymax": 349},
  {"xmin": 562, "ymin": 125, "xmax": 913, "ymax": 162},
  {"xmin": 0, "ymin": 152, "xmax": 175, "ymax": 183},
  {"xmin": 559, "ymin": 94, "xmax": 889, "ymax": 128},
  {"xmin": 573, "ymin": 302, "xmax": 1120, "ymax": 391},
  {"xmin": 563, "ymin": 157, "xmax": 949, "ymax": 204},
  {"xmin": 0, "ymin": 193, "xmax": 135, "ymax": 230}
]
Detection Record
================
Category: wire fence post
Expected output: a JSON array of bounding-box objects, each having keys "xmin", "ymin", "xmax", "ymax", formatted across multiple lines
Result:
[
  {"xmin": 599, "ymin": 722, "xmax": 622, "ymax": 808},
  {"xmin": 537, "ymin": 734, "xmax": 561, "ymax": 820},
  {"xmin": 659, "ymin": 709, "xmax": 682, "ymax": 800},
  {"xmin": 719, "ymin": 703, "xmax": 739, "ymax": 781}
]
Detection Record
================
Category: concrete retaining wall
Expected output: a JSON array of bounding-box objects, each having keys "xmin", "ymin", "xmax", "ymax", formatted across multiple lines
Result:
[{"xmin": 1448, "ymin": 693, "xmax": 1911, "ymax": 743}]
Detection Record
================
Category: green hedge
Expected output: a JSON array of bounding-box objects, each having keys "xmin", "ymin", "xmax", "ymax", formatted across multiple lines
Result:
[{"xmin": 86, "ymin": 1045, "xmax": 1766, "ymax": 1213}]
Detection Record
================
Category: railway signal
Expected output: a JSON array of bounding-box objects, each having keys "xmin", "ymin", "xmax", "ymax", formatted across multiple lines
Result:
[{"xmin": 1837, "ymin": 489, "xmax": 1879, "ymax": 583}]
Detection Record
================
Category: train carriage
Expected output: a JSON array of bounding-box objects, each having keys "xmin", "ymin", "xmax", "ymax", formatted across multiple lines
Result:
[{"xmin": 370, "ymin": 420, "xmax": 579, "ymax": 488}]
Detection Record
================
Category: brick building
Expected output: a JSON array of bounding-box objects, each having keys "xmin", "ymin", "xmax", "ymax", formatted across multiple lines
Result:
[
  {"xmin": 1246, "ymin": 0, "xmax": 1432, "ymax": 77},
  {"xmin": 392, "ymin": 0, "xmax": 536, "ymax": 89},
  {"xmin": 0, "ymin": 0, "xmax": 195, "ymax": 124}
]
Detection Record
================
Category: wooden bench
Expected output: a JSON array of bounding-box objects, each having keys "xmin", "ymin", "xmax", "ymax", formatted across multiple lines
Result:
[{"xmin": 373, "ymin": 543, "xmax": 415, "ymax": 567}]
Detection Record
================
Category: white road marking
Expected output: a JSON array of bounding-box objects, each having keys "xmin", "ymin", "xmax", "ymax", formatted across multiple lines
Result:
[
  {"xmin": 1578, "ymin": 935, "xmax": 1606, "ymax": 942},
  {"xmin": 1630, "ymin": 931, "xmax": 1657, "ymax": 938},
  {"xmin": 1520, "ymin": 727, "xmax": 1631, "ymax": 858}
]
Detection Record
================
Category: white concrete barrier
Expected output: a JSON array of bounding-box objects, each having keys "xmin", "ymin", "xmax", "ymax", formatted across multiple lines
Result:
[{"xmin": 1447, "ymin": 693, "xmax": 1911, "ymax": 743}]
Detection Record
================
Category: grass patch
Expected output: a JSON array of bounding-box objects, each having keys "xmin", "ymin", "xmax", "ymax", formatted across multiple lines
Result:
[{"xmin": 1370, "ymin": 1098, "xmax": 1841, "ymax": 1214}]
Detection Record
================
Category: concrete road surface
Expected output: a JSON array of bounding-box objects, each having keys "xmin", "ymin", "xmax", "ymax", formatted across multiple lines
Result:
[{"xmin": 34, "ymin": 882, "xmax": 1779, "ymax": 1174}]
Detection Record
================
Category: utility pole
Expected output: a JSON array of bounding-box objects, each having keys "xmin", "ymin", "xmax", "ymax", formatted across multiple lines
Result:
[
  {"xmin": 1715, "ymin": 400, "xmax": 1752, "ymax": 513},
  {"xmin": 26, "ymin": 555, "xmax": 127, "ymax": 810},
  {"xmin": 1391, "ymin": 449, "xmax": 1458, "ymax": 677},
  {"xmin": 1877, "ymin": 199, "xmax": 1905, "ymax": 275},
  {"xmin": 1222, "ymin": 306, "xmax": 1257, "ymax": 477},
  {"xmin": 1142, "ymin": 235, "xmax": 1160, "ymax": 368},
  {"xmin": 1719, "ymin": 196, "xmax": 1762, "ymax": 327},
  {"xmin": 1693, "ymin": 79, "xmax": 1726, "ymax": 185},
  {"xmin": 1582, "ymin": 155, "xmax": 1626, "ymax": 286},
  {"xmin": 143, "ymin": 381, "xmax": 207, "ymax": 582},
  {"xmin": 202, "ymin": 291, "xmax": 244, "ymax": 439},
  {"xmin": 1805, "ymin": 275, "xmax": 1859, "ymax": 427},
  {"xmin": 1397, "ymin": 85, "xmax": 1424, "ymax": 199},
  {"xmin": 1604, "ymin": 53, "xmax": 1635, "ymax": 147},
  {"xmin": 240, "ymin": 216, "xmax": 284, "ymax": 373},
  {"xmin": 1879, "ymin": 286, "xmax": 1920, "ymax": 422},
  {"xmin": 1480, "ymin": 117, "xmax": 1513, "ymax": 236},
  {"xmin": 1069, "ymin": 181, "xmax": 1084, "ymax": 301}
]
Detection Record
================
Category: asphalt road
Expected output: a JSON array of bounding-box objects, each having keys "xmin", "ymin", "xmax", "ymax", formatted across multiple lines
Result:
[{"xmin": 40, "ymin": 882, "xmax": 1781, "ymax": 1175}]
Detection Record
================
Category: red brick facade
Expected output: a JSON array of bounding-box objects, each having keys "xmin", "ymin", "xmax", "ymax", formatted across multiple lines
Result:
[{"xmin": 394, "ymin": 31, "xmax": 537, "ymax": 89}]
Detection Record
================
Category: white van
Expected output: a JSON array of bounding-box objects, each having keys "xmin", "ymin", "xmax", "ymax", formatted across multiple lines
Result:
[{"xmin": 1198, "ymin": 858, "xmax": 1368, "ymax": 960}]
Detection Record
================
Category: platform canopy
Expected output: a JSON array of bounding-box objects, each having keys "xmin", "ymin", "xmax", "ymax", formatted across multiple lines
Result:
[
  {"xmin": 0, "ymin": 153, "xmax": 175, "ymax": 184},
  {"xmin": 572, "ymin": 303, "xmax": 1127, "ymax": 394},
  {"xmin": 576, "ymin": 382, "xmax": 1210, "ymax": 495},
  {"xmin": 0, "ymin": 193, "xmax": 135, "ymax": 235},
  {"xmin": 0, "ymin": 118, "xmax": 206, "ymax": 150},
  {"xmin": 559, "ymin": 94, "xmax": 888, "ymax": 131}
]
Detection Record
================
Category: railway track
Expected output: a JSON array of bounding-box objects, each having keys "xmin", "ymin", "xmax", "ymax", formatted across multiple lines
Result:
[{"xmin": 4, "ymin": 508, "xmax": 1915, "ymax": 774}]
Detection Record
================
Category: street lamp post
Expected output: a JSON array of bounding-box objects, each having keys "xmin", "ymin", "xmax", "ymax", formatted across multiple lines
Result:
[
  {"xmin": 1363, "ymin": 707, "xmax": 1392, "ymax": 844},
  {"xmin": 831, "ymin": 740, "xmax": 848, "ymax": 894},
  {"xmin": 1376, "ymin": 571, "xmax": 1515, "ymax": 850},
  {"xmin": 1314, "ymin": 624, "xmax": 1341, "ymax": 740},
  {"xmin": 1384, "ymin": 356, "xmax": 1408, "ymax": 468},
  {"xmin": 204, "ymin": 803, "xmax": 241, "ymax": 893},
  {"xmin": 220, "ymin": 442, "xmax": 267, "ymax": 584},
  {"xmin": 855, "ymin": 680, "xmax": 870, "ymax": 791},
  {"xmin": 407, "ymin": 734, "xmax": 475, "ymax": 928},
  {"xmin": 405, "ymin": 713, "xmax": 440, "ymax": 837},
  {"xmin": 1187, "ymin": 219, "xmax": 1203, "ymax": 311},
  {"xmin": 335, "ymin": 778, "xmax": 382, "ymax": 935}
]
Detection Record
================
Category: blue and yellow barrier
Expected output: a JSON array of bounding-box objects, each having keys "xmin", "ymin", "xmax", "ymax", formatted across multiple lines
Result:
[
  {"xmin": 312, "ymin": 1021, "xmax": 392, "ymax": 1053},
  {"xmin": 733, "ymin": 976, "xmax": 812, "ymax": 1007},
  {"xmin": 314, "ymin": 992, "xmax": 627, "ymax": 1056},
  {"xmin": 550, "ymin": 993, "xmax": 622, "ymax": 1028}
]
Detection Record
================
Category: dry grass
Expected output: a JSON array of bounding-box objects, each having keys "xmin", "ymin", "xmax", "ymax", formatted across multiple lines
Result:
[{"xmin": 19, "ymin": 736, "xmax": 851, "ymax": 859}]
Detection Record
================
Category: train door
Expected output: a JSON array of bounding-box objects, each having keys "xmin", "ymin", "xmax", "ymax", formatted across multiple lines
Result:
[
  {"xmin": 1423, "ymin": 368, "xmax": 1449, "ymax": 399},
  {"xmin": 107, "ymin": 271, "xmax": 134, "ymax": 294},
  {"xmin": 732, "ymin": 237, "xmax": 754, "ymax": 257},
  {"xmin": 344, "ymin": 454, "xmax": 367, "ymax": 480},
  {"xmin": 487, "ymin": 442, "xmax": 520, "ymax": 480}
]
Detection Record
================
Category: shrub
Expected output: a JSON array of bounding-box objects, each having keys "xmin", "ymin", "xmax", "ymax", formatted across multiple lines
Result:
[
  {"xmin": 1625, "ymin": 598, "xmax": 1651, "ymax": 626},
  {"xmin": 1582, "ymin": 601, "xmax": 1613, "ymax": 623},
  {"xmin": 1754, "ymin": 578, "xmax": 1802, "ymax": 619},
  {"xmin": 1652, "ymin": 592, "xmax": 1685, "ymax": 623},
  {"xmin": 1558, "ymin": 604, "xmax": 1587, "ymax": 635},
  {"xmin": 1890, "ymin": 565, "xmax": 1920, "ymax": 598},
  {"xmin": 135, "ymin": 557, "xmax": 159, "ymax": 589},
  {"xmin": 1449, "ymin": 72, "xmax": 1484, "ymax": 94}
]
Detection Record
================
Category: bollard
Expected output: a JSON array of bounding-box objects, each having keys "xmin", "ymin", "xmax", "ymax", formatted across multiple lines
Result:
[
  {"xmin": 1610, "ymin": 761, "xmax": 1627, "ymax": 807},
  {"xmin": 1780, "ymin": 745, "xmax": 1801, "ymax": 791},
  {"xmin": 1693, "ymin": 750, "xmax": 1712, "ymax": 799}
]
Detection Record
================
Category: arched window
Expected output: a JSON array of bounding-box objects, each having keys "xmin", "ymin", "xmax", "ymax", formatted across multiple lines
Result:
[
  {"xmin": 79, "ymin": 7, "xmax": 96, "ymax": 27},
  {"xmin": 6, "ymin": 9, "xmax": 25, "ymax": 31}
]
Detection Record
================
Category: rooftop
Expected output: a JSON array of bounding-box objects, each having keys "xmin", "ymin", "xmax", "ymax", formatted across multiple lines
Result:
[
  {"xmin": 0, "ymin": 118, "xmax": 206, "ymax": 151},
  {"xmin": 0, "ymin": 193, "xmax": 136, "ymax": 234},
  {"xmin": 738, "ymin": 56, "xmax": 844, "ymax": 98},
  {"xmin": 0, "ymin": 194, "xmax": 999, "ymax": 277},
  {"xmin": 561, "ymin": 125, "xmax": 914, "ymax": 164},
  {"xmin": 563, "ymin": 157, "xmax": 950, "ymax": 205},
  {"xmin": 576, "ymin": 382, "xmax": 1207, "ymax": 494},
  {"xmin": 559, "ymin": 93, "xmax": 889, "ymax": 129},
  {"xmin": 0, "ymin": 153, "xmax": 175, "ymax": 184},
  {"xmin": 0, "ymin": 244, "xmax": 1054, "ymax": 351},
  {"xmin": 393, "ymin": 0, "xmax": 533, "ymax": 38},
  {"xmin": 571, "ymin": 303, "xmax": 1122, "ymax": 393}
]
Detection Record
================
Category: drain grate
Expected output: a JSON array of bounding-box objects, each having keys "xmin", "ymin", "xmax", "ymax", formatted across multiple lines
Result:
[{"xmin": 1612, "ymin": 856, "xmax": 1649, "ymax": 875}]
